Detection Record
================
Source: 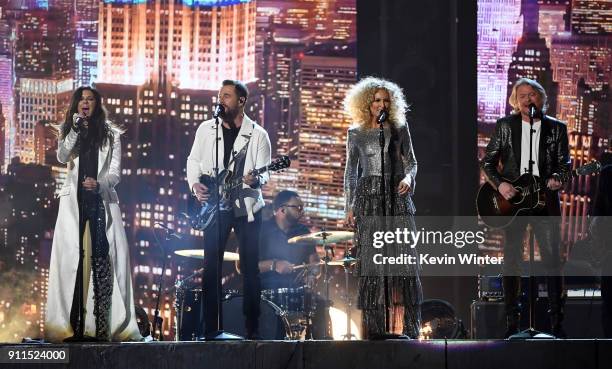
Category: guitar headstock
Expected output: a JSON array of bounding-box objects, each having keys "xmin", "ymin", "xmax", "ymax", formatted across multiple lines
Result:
[
  {"xmin": 577, "ymin": 160, "xmax": 602, "ymax": 176},
  {"xmin": 268, "ymin": 155, "xmax": 291, "ymax": 172}
]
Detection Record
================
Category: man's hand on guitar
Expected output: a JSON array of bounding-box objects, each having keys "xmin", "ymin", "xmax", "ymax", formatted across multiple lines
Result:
[
  {"xmin": 243, "ymin": 173, "xmax": 259, "ymax": 188},
  {"xmin": 546, "ymin": 175, "xmax": 562, "ymax": 191},
  {"xmin": 192, "ymin": 183, "xmax": 210, "ymax": 203},
  {"xmin": 498, "ymin": 182, "xmax": 518, "ymax": 200}
]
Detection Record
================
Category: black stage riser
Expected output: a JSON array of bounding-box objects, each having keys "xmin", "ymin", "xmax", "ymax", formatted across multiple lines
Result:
[{"xmin": 1, "ymin": 340, "xmax": 611, "ymax": 369}]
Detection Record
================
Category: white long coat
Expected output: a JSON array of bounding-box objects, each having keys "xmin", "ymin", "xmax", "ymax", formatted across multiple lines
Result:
[{"xmin": 44, "ymin": 125, "xmax": 141, "ymax": 342}]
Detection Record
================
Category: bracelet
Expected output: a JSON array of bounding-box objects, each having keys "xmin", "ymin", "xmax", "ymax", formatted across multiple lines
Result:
[{"xmin": 271, "ymin": 260, "xmax": 276, "ymax": 272}]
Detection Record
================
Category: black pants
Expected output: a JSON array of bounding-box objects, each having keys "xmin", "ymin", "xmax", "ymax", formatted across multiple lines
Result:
[
  {"xmin": 503, "ymin": 213, "xmax": 562, "ymax": 277},
  {"xmin": 71, "ymin": 194, "xmax": 112, "ymax": 339},
  {"xmin": 202, "ymin": 211, "xmax": 261, "ymax": 335},
  {"xmin": 502, "ymin": 211, "xmax": 565, "ymax": 330}
]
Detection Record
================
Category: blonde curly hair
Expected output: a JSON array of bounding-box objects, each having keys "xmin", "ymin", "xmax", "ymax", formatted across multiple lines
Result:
[{"xmin": 344, "ymin": 77, "xmax": 409, "ymax": 129}]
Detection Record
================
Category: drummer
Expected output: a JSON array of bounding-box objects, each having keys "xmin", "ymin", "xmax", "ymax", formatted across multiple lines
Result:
[{"xmin": 258, "ymin": 190, "xmax": 318, "ymax": 289}]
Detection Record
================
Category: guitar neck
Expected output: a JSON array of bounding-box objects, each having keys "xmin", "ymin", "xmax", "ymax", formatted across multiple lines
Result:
[
  {"xmin": 558, "ymin": 168, "xmax": 578, "ymax": 183},
  {"xmin": 224, "ymin": 166, "xmax": 269, "ymax": 192}
]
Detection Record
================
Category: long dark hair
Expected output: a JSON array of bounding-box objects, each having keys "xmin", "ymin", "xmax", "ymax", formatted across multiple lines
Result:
[{"xmin": 60, "ymin": 86, "xmax": 115, "ymax": 152}]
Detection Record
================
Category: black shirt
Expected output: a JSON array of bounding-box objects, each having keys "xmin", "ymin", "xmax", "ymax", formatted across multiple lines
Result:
[
  {"xmin": 259, "ymin": 218, "xmax": 314, "ymax": 289},
  {"xmin": 77, "ymin": 131, "xmax": 99, "ymax": 207},
  {"xmin": 222, "ymin": 124, "xmax": 240, "ymax": 169}
]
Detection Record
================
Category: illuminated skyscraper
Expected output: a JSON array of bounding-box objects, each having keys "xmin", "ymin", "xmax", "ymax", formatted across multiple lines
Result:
[
  {"xmin": 33, "ymin": 120, "xmax": 59, "ymax": 166},
  {"xmin": 331, "ymin": 0, "xmax": 356, "ymax": 42},
  {"xmin": 537, "ymin": 0, "xmax": 570, "ymax": 47},
  {"xmin": 575, "ymin": 78, "xmax": 609, "ymax": 136},
  {"xmin": 506, "ymin": 0, "xmax": 558, "ymax": 116},
  {"xmin": 571, "ymin": 0, "xmax": 612, "ymax": 35},
  {"xmin": 74, "ymin": 0, "xmax": 99, "ymax": 86},
  {"xmin": 98, "ymin": 0, "xmax": 257, "ymax": 89},
  {"xmin": 14, "ymin": 10, "xmax": 53, "ymax": 78},
  {"xmin": 14, "ymin": 9, "xmax": 73, "ymax": 80},
  {"xmin": 0, "ymin": 160, "xmax": 56, "ymax": 340},
  {"xmin": 0, "ymin": 108, "xmax": 4, "ymax": 170},
  {"xmin": 477, "ymin": 0, "xmax": 523, "ymax": 123},
  {"xmin": 15, "ymin": 78, "xmax": 72, "ymax": 164},
  {"xmin": 263, "ymin": 26, "xmax": 307, "ymax": 156},
  {"xmin": 550, "ymin": 34, "xmax": 610, "ymax": 131},
  {"xmin": 297, "ymin": 43, "xmax": 356, "ymax": 230},
  {"xmin": 0, "ymin": 55, "xmax": 12, "ymax": 170},
  {"xmin": 259, "ymin": 26, "xmax": 308, "ymax": 201}
]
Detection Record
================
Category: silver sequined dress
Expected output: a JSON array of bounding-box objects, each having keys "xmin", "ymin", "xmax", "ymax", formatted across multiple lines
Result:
[{"xmin": 344, "ymin": 124, "xmax": 422, "ymax": 338}]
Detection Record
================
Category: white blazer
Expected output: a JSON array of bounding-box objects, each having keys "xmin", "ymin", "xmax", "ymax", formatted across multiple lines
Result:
[{"xmin": 186, "ymin": 115, "xmax": 272, "ymax": 222}]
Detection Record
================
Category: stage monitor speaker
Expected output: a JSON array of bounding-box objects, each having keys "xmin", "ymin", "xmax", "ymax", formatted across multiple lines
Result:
[{"xmin": 470, "ymin": 299, "xmax": 604, "ymax": 339}]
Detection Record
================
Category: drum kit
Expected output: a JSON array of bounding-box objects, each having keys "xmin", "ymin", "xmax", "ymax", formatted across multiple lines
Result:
[{"xmin": 173, "ymin": 230, "xmax": 358, "ymax": 340}]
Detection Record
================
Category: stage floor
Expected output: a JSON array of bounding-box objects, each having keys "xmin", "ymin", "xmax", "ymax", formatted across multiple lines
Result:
[{"xmin": 1, "ymin": 339, "xmax": 610, "ymax": 369}]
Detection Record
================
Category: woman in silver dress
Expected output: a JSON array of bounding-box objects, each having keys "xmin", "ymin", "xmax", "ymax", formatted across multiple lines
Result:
[{"xmin": 344, "ymin": 77, "xmax": 422, "ymax": 339}]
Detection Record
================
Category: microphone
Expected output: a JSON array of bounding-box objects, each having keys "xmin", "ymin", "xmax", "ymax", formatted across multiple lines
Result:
[
  {"xmin": 377, "ymin": 109, "xmax": 388, "ymax": 124},
  {"xmin": 213, "ymin": 104, "xmax": 225, "ymax": 119},
  {"xmin": 72, "ymin": 113, "xmax": 87, "ymax": 132},
  {"xmin": 528, "ymin": 103, "xmax": 538, "ymax": 119}
]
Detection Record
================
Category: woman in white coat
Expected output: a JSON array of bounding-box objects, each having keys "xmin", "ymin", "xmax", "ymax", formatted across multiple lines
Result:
[{"xmin": 45, "ymin": 87, "xmax": 141, "ymax": 342}]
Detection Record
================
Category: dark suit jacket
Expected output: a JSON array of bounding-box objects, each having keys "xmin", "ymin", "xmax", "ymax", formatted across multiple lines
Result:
[{"xmin": 481, "ymin": 113, "xmax": 571, "ymax": 215}]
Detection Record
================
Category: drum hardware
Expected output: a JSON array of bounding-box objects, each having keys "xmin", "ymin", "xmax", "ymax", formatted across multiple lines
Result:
[
  {"xmin": 287, "ymin": 230, "xmax": 354, "ymax": 245},
  {"xmin": 149, "ymin": 222, "xmax": 183, "ymax": 341},
  {"xmin": 289, "ymin": 229, "xmax": 355, "ymax": 340},
  {"xmin": 174, "ymin": 249, "xmax": 240, "ymax": 261},
  {"xmin": 337, "ymin": 256, "xmax": 358, "ymax": 340}
]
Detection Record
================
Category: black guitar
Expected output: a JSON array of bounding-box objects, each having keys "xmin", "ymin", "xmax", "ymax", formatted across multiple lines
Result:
[
  {"xmin": 189, "ymin": 156, "xmax": 291, "ymax": 231},
  {"xmin": 476, "ymin": 160, "xmax": 601, "ymax": 229}
]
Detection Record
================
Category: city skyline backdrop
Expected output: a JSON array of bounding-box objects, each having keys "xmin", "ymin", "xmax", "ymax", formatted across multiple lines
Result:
[{"xmin": 0, "ymin": 0, "xmax": 357, "ymax": 341}]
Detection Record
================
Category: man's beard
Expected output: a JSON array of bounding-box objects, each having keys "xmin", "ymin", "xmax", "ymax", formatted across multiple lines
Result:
[{"xmin": 222, "ymin": 107, "xmax": 239, "ymax": 126}]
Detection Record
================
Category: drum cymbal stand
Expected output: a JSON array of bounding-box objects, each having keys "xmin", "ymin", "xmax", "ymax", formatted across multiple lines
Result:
[
  {"xmin": 341, "ymin": 257, "xmax": 357, "ymax": 340},
  {"xmin": 321, "ymin": 230, "xmax": 334, "ymax": 340}
]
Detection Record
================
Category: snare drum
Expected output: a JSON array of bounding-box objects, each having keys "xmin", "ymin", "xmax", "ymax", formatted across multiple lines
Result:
[{"xmin": 261, "ymin": 286, "xmax": 316, "ymax": 314}]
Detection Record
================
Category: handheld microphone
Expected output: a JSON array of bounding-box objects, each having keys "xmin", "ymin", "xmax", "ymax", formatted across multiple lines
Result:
[
  {"xmin": 72, "ymin": 113, "xmax": 89, "ymax": 136},
  {"xmin": 377, "ymin": 109, "xmax": 388, "ymax": 124},
  {"xmin": 528, "ymin": 103, "xmax": 538, "ymax": 119},
  {"xmin": 213, "ymin": 104, "xmax": 225, "ymax": 119}
]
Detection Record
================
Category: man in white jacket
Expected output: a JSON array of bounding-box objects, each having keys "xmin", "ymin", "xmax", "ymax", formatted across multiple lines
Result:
[{"xmin": 186, "ymin": 80, "xmax": 271, "ymax": 339}]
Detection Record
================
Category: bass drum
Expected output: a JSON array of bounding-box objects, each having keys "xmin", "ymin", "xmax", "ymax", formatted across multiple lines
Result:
[
  {"xmin": 175, "ymin": 289, "xmax": 290, "ymax": 340},
  {"xmin": 222, "ymin": 295, "xmax": 290, "ymax": 340}
]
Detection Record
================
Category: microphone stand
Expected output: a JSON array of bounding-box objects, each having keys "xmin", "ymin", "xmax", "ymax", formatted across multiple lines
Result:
[
  {"xmin": 151, "ymin": 223, "xmax": 181, "ymax": 341},
  {"xmin": 374, "ymin": 114, "xmax": 407, "ymax": 340},
  {"xmin": 201, "ymin": 108, "xmax": 242, "ymax": 341},
  {"xmin": 509, "ymin": 106, "xmax": 554, "ymax": 339},
  {"xmin": 64, "ymin": 123, "xmax": 97, "ymax": 343}
]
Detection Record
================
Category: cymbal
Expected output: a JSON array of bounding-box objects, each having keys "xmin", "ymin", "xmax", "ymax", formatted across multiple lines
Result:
[
  {"xmin": 174, "ymin": 249, "xmax": 240, "ymax": 261},
  {"xmin": 288, "ymin": 231, "xmax": 354, "ymax": 245},
  {"xmin": 323, "ymin": 256, "xmax": 358, "ymax": 267},
  {"xmin": 291, "ymin": 262, "xmax": 320, "ymax": 270}
]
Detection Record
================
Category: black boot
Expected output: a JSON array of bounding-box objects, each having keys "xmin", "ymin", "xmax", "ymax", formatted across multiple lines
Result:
[
  {"xmin": 503, "ymin": 276, "xmax": 521, "ymax": 338},
  {"xmin": 547, "ymin": 276, "xmax": 566, "ymax": 338}
]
